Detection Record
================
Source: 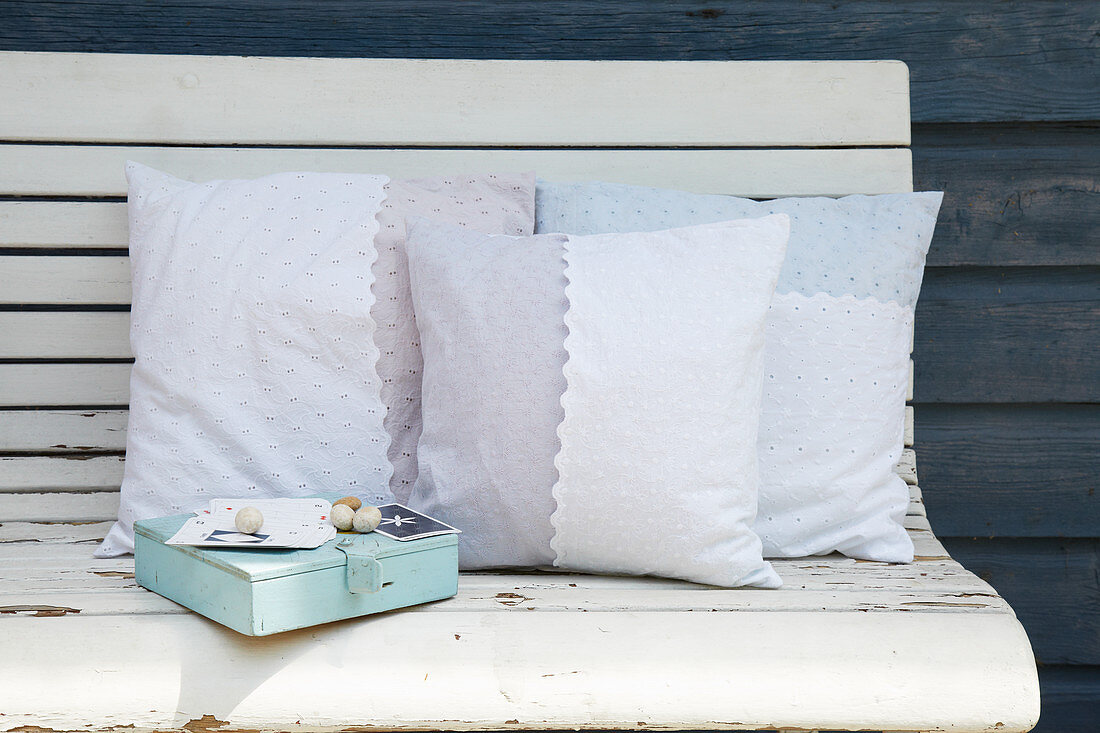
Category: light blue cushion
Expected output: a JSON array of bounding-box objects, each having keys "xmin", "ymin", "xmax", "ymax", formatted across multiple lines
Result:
[{"xmin": 535, "ymin": 180, "xmax": 943, "ymax": 308}]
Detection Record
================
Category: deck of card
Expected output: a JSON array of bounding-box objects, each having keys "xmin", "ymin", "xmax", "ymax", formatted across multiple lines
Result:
[{"xmin": 166, "ymin": 498, "xmax": 337, "ymax": 549}]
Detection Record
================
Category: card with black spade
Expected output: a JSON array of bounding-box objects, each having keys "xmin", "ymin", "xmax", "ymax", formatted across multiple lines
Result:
[{"xmin": 373, "ymin": 504, "xmax": 460, "ymax": 541}]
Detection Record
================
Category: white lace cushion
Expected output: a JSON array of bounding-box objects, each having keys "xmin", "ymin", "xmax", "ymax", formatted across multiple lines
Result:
[
  {"xmin": 757, "ymin": 293, "xmax": 915, "ymax": 562},
  {"xmin": 96, "ymin": 163, "xmax": 394, "ymax": 557},
  {"xmin": 551, "ymin": 216, "xmax": 790, "ymax": 588},
  {"xmin": 371, "ymin": 173, "xmax": 536, "ymax": 503},
  {"xmin": 405, "ymin": 220, "xmax": 569, "ymax": 569}
]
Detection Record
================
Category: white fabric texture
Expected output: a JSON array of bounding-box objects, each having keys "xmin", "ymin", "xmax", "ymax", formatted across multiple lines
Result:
[
  {"xmin": 535, "ymin": 180, "xmax": 942, "ymax": 562},
  {"xmin": 404, "ymin": 220, "xmax": 569, "ymax": 569},
  {"xmin": 760, "ymin": 293, "xmax": 914, "ymax": 561},
  {"xmin": 552, "ymin": 218, "xmax": 789, "ymax": 588},
  {"xmin": 97, "ymin": 163, "xmax": 394, "ymax": 557},
  {"xmin": 372, "ymin": 174, "xmax": 535, "ymax": 502},
  {"xmin": 406, "ymin": 216, "xmax": 787, "ymax": 587}
]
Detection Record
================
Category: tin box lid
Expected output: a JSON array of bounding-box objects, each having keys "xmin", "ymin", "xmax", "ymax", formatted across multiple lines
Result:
[{"xmin": 134, "ymin": 512, "xmax": 457, "ymax": 582}]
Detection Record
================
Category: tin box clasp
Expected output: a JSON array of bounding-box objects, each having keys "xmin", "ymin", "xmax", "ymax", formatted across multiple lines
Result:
[{"xmin": 336, "ymin": 538, "xmax": 384, "ymax": 594}]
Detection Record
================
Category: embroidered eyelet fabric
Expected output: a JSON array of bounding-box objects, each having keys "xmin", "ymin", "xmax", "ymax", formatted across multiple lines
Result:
[
  {"xmin": 96, "ymin": 163, "xmax": 394, "ymax": 557},
  {"xmin": 404, "ymin": 219, "xmax": 569, "ymax": 569},
  {"xmin": 536, "ymin": 181, "xmax": 941, "ymax": 309},
  {"xmin": 760, "ymin": 293, "xmax": 914, "ymax": 561},
  {"xmin": 551, "ymin": 217, "xmax": 789, "ymax": 588},
  {"xmin": 535, "ymin": 180, "xmax": 942, "ymax": 562},
  {"xmin": 406, "ymin": 216, "xmax": 786, "ymax": 586},
  {"xmin": 372, "ymin": 174, "xmax": 535, "ymax": 503}
]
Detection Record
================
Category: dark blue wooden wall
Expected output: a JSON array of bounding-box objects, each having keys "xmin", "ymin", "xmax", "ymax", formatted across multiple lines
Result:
[{"xmin": 2, "ymin": 1, "xmax": 1097, "ymax": 729}]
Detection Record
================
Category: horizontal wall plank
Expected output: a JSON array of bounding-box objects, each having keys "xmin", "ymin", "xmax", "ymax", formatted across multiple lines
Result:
[
  {"xmin": 945, "ymin": 538, "xmax": 1100, "ymax": 666},
  {"xmin": 0, "ymin": 312, "xmax": 130, "ymax": 358},
  {"xmin": 0, "ymin": 455, "xmax": 125, "ymax": 492},
  {"xmin": 917, "ymin": 405, "xmax": 1100, "ymax": 538},
  {"xmin": 0, "ymin": 256, "xmax": 130, "ymax": 304},
  {"xmin": 915, "ymin": 124, "xmax": 1100, "ymax": 267},
  {"xmin": 0, "ymin": 1, "xmax": 1094, "ymax": 123},
  {"xmin": 0, "ymin": 145, "xmax": 913, "ymax": 199},
  {"xmin": 0, "ymin": 364, "xmax": 131, "ymax": 407},
  {"xmin": 0, "ymin": 520, "xmax": 113, "ymax": 544},
  {"xmin": 1035, "ymin": 666, "xmax": 1100, "ymax": 733},
  {"xmin": 914, "ymin": 267, "xmax": 1100, "ymax": 403},
  {"xmin": 0, "ymin": 490, "xmax": 120, "ymax": 522},
  {"xmin": 0, "ymin": 410, "xmax": 129, "ymax": 453},
  {"xmin": 0, "ymin": 53, "xmax": 910, "ymax": 146},
  {"xmin": 0, "ymin": 201, "xmax": 129, "ymax": 249}
]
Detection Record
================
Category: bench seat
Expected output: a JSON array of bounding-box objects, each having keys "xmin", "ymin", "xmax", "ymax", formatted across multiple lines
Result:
[{"xmin": 0, "ymin": 509, "xmax": 1038, "ymax": 733}]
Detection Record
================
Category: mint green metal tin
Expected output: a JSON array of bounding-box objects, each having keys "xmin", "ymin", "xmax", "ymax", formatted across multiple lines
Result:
[{"xmin": 134, "ymin": 513, "xmax": 458, "ymax": 636}]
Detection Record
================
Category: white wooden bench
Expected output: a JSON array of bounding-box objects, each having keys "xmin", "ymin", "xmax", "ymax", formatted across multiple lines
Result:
[{"xmin": 0, "ymin": 52, "xmax": 1040, "ymax": 733}]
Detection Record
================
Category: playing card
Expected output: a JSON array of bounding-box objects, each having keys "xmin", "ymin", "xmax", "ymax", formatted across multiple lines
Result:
[
  {"xmin": 166, "ymin": 498, "xmax": 336, "ymax": 548},
  {"xmin": 372, "ymin": 504, "xmax": 460, "ymax": 541}
]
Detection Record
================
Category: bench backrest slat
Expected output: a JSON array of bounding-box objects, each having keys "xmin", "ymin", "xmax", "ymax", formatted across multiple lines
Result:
[
  {"xmin": 0, "ymin": 52, "xmax": 916, "ymax": 524},
  {"xmin": 2, "ymin": 53, "xmax": 910, "ymax": 146},
  {"xmin": 0, "ymin": 147, "xmax": 912, "ymax": 199}
]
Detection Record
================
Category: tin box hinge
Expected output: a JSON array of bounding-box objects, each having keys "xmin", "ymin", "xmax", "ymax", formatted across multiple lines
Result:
[{"xmin": 336, "ymin": 539, "xmax": 384, "ymax": 594}]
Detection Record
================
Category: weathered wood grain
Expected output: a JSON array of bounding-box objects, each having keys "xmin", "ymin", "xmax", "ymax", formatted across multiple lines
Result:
[
  {"xmin": 945, "ymin": 538, "xmax": 1100, "ymax": 666},
  {"xmin": 0, "ymin": 1, "xmax": 1095, "ymax": 123},
  {"xmin": 914, "ymin": 267, "xmax": 1099, "ymax": 403},
  {"xmin": 0, "ymin": 490, "xmax": 120, "ymax": 522},
  {"xmin": 0, "ymin": 520, "xmax": 111, "ymax": 543},
  {"xmin": 915, "ymin": 124, "xmax": 1100, "ymax": 267},
  {"xmin": 0, "ymin": 609, "xmax": 1040, "ymax": 733},
  {"xmin": 0, "ymin": 410, "xmax": 129, "ymax": 452},
  {"xmin": 0, "ymin": 455, "xmax": 124, "ymax": 491},
  {"xmin": 917, "ymin": 405, "xmax": 1100, "ymax": 538}
]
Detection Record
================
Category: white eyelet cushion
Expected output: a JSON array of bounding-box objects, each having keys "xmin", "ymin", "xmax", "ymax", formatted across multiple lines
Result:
[
  {"xmin": 535, "ymin": 180, "xmax": 941, "ymax": 563},
  {"xmin": 96, "ymin": 163, "xmax": 394, "ymax": 557},
  {"xmin": 406, "ymin": 216, "xmax": 787, "ymax": 587},
  {"xmin": 551, "ymin": 218, "xmax": 788, "ymax": 588},
  {"xmin": 759, "ymin": 293, "xmax": 914, "ymax": 561}
]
